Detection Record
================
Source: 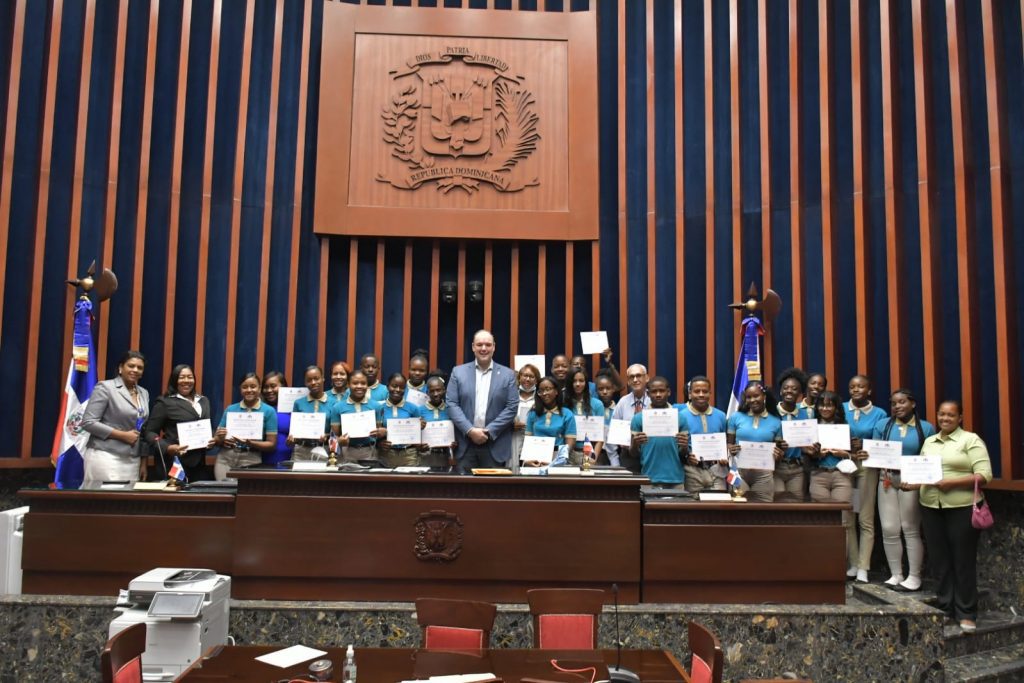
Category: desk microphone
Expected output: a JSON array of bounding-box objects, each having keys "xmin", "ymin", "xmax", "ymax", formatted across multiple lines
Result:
[{"xmin": 607, "ymin": 583, "xmax": 640, "ymax": 682}]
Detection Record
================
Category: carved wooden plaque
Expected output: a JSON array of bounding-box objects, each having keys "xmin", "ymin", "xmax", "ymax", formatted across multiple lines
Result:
[{"xmin": 314, "ymin": 2, "xmax": 598, "ymax": 240}]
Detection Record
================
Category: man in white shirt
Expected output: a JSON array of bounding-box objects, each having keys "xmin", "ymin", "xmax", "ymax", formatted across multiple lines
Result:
[
  {"xmin": 446, "ymin": 330, "xmax": 519, "ymax": 472},
  {"xmin": 605, "ymin": 364, "xmax": 650, "ymax": 472}
]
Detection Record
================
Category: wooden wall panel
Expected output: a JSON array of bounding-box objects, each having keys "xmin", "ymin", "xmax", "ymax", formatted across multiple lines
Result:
[{"xmin": 1, "ymin": 0, "xmax": 1022, "ymax": 485}]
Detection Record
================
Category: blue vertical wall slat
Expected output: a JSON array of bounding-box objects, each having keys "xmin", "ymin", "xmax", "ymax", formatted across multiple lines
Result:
[
  {"xmin": 624, "ymin": 0, "xmax": 647, "ymax": 368},
  {"xmin": 711, "ymin": 0, "xmax": 734, "ymax": 397},
  {"xmin": 681, "ymin": 0, "xmax": 706, "ymax": 385},
  {"xmin": 652, "ymin": 0, "xmax": 676, "ymax": 384}
]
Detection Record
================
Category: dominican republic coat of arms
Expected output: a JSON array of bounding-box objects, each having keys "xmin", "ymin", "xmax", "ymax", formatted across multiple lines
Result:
[{"xmin": 377, "ymin": 46, "xmax": 540, "ymax": 194}]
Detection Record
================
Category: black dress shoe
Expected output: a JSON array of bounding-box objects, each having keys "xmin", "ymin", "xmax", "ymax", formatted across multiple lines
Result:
[{"xmin": 893, "ymin": 584, "xmax": 920, "ymax": 593}]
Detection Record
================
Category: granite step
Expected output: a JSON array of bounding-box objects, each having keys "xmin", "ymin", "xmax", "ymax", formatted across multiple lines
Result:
[
  {"xmin": 942, "ymin": 611, "xmax": 1024, "ymax": 658},
  {"xmin": 942, "ymin": 642, "xmax": 1024, "ymax": 683}
]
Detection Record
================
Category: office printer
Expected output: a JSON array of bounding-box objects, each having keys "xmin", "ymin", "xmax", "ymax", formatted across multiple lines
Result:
[{"xmin": 109, "ymin": 568, "xmax": 231, "ymax": 680}]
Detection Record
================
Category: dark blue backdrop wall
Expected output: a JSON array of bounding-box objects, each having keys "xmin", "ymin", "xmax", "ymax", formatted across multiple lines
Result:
[{"xmin": 1, "ymin": 0, "xmax": 1022, "ymax": 484}]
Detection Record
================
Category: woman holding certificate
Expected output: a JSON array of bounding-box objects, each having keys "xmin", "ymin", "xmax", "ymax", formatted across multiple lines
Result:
[
  {"xmin": 376, "ymin": 373, "xmax": 423, "ymax": 467},
  {"xmin": 775, "ymin": 368, "xmax": 816, "ymax": 502},
  {"xmin": 807, "ymin": 391, "xmax": 856, "ymax": 573},
  {"xmin": 331, "ymin": 370, "xmax": 384, "ymax": 463},
  {"xmin": 261, "ymin": 371, "xmax": 293, "ymax": 466},
  {"xmin": 726, "ymin": 382, "xmax": 784, "ymax": 502},
  {"xmin": 510, "ymin": 364, "xmax": 539, "ymax": 472},
  {"xmin": 144, "ymin": 364, "xmax": 212, "ymax": 482},
  {"xmin": 845, "ymin": 375, "xmax": 889, "ymax": 583},
  {"xmin": 524, "ymin": 376, "xmax": 577, "ymax": 465},
  {"xmin": 566, "ymin": 369, "xmax": 605, "ymax": 465},
  {"xmin": 419, "ymin": 375, "xmax": 457, "ymax": 469},
  {"xmin": 868, "ymin": 389, "xmax": 935, "ymax": 592},
  {"xmin": 328, "ymin": 361, "xmax": 351, "ymax": 402},
  {"xmin": 80, "ymin": 350, "xmax": 150, "ymax": 485},
  {"xmin": 213, "ymin": 373, "xmax": 278, "ymax": 480},
  {"xmin": 290, "ymin": 365, "xmax": 335, "ymax": 461},
  {"xmin": 904, "ymin": 400, "xmax": 992, "ymax": 633}
]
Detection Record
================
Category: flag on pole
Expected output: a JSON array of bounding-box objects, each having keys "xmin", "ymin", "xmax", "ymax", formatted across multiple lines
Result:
[
  {"xmin": 726, "ymin": 316, "xmax": 764, "ymax": 418},
  {"xmin": 168, "ymin": 455, "xmax": 187, "ymax": 482},
  {"xmin": 726, "ymin": 462, "xmax": 746, "ymax": 492},
  {"xmin": 50, "ymin": 298, "xmax": 97, "ymax": 488}
]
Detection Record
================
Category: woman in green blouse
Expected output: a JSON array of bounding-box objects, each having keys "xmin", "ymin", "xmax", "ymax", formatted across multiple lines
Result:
[{"xmin": 902, "ymin": 400, "xmax": 992, "ymax": 634}]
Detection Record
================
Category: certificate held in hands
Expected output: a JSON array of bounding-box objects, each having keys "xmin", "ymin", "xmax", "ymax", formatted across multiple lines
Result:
[
  {"xmin": 277, "ymin": 387, "xmax": 309, "ymax": 413},
  {"xmin": 521, "ymin": 436, "xmax": 557, "ymax": 463},
  {"xmin": 290, "ymin": 412, "xmax": 327, "ymax": 440},
  {"xmin": 690, "ymin": 432, "xmax": 728, "ymax": 462},
  {"xmin": 642, "ymin": 408, "xmax": 679, "ymax": 437},
  {"xmin": 177, "ymin": 418, "xmax": 213, "ymax": 450},
  {"xmin": 422, "ymin": 420, "xmax": 456, "ymax": 448},
  {"xmin": 340, "ymin": 410, "xmax": 376, "ymax": 438},
  {"xmin": 862, "ymin": 439, "xmax": 903, "ymax": 469},
  {"xmin": 736, "ymin": 441, "xmax": 775, "ymax": 470},
  {"xmin": 817, "ymin": 424, "xmax": 851, "ymax": 451},
  {"xmin": 575, "ymin": 415, "xmax": 605, "ymax": 443},
  {"xmin": 226, "ymin": 412, "xmax": 263, "ymax": 441},
  {"xmin": 386, "ymin": 418, "xmax": 421, "ymax": 444},
  {"xmin": 781, "ymin": 419, "xmax": 818, "ymax": 448},
  {"xmin": 900, "ymin": 455, "xmax": 943, "ymax": 485},
  {"xmin": 605, "ymin": 418, "xmax": 632, "ymax": 446}
]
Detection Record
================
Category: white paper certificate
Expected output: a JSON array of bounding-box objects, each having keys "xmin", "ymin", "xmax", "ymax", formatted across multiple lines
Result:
[
  {"xmin": 781, "ymin": 419, "xmax": 818, "ymax": 448},
  {"xmin": 605, "ymin": 418, "xmax": 633, "ymax": 446},
  {"xmin": 514, "ymin": 354, "xmax": 546, "ymax": 377},
  {"xmin": 642, "ymin": 408, "xmax": 679, "ymax": 437},
  {"xmin": 690, "ymin": 432, "xmax": 728, "ymax": 462},
  {"xmin": 177, "ymin": 419, "xmax": 212, "ymax": 450},
  {"xmin": 386, "ymin": 418, "xmax": 421, "ymax": 444},
  {"xmin": 340, "ymin": 410, "xmax": 377, "ymax": 438},
  {"xmin": 817, "ymin": 424, "xmax": 851, "ymax": 451},
  {"xmin": 404, "ymin": 389, "xmax": 428, "ymax": 407},
  {"xmin": 736, "ymin": 441, "xmax": 776, "ymax": 470},
  {"xmin": 900, "ymin": 454, "xmax": 943, "ymax": 484},
  {"xmin": 575, "ymin": 415, "xmax": 606, "ymax": 443},
  {"xmin": 422, "ymin": 420, "xmax": 456, "ymax": 448},
  {"xmin": 226, "ymin": 412, "xmax": 263, "ymax": 440},
  {"xmin": 521, "ymin": 436, "xmax": 557, "ymax": 463},
  {"xmin": 863, "ymin": 439, "xmax": 903, "ymax": 469},
  {"xmin": 277, "ymin": 387, "xmax": 309, "ymax": 413},
  {"xmin": 289, "ymin": 412, "xmax": 327, "ymax": 440},
  {"xmin": 579, "ymin": 330, "xmax": 610, "ymax": 355}
]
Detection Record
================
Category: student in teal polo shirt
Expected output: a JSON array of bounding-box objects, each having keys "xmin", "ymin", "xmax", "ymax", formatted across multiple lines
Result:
[
  {"xmin": 630, "ymin": 377, "xmax": 688, "ymax": 488},
  {"xmin": 845, "ymin": 374, "xmax": 889, "ymax": 583},
  {"xmin": 565, "ymin": 369, "xmax": 606, "ymax": 465},
  {"xmin": 290, "ymin": 365, "xmax": 336, "ymax": 461},
  {"xmin": 360, "ymin": 353, "xmax": 389, "ymax": 402},
  {"xmin": 727, "ymin": 381, "xmax": 784, "ymax": 502},
  {"xmin": 677, "ymin": 375, "xmax": 729, "ymax": 493},
  {"xmin": 377, "ymin": 373, "xmax": 424, "ymax": 468},
  {"xmin": 594, "ymin": 371, "xmax": 619, "ymax": 465},
  {"xmin": 213, "ymin": 373, "xmax": 278, "ymax": 480},
  {"xmin": 406, "ymin": 350, "xmax": 430, "ymax": 395},
  {"xmin": 524, "ymin": 376, "xmax": 577, "ymax": 465},
  {"xmin": 808, "ymin": 391, "xmax": 856, "ymax": 575},
  {"xmin": 331, "ymin": 370, "xmax": 384, "ymax": 463},
  {"xmin": 870, "ymin": 389, "xmax": 935, "ymax": 592},
  {"xmin": 418, "ymin": 374, "xmax": 456, "ymax": 469},
  {"xmin": 775, "ymin": 367, "xmax": 815, "ymax": 502}
]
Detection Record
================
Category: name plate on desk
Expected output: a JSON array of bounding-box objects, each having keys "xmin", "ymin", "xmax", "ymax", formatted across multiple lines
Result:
[{"xmin": 291, "ymin": 462, "xmax": 333, "ymax": 472}]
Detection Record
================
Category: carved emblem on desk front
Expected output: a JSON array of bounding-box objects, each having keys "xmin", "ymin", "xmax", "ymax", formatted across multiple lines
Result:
[
  {"xmin": 414, "ymin": 510, "xmax": 464, "ymax": 562},
  {"xmin": 377, "ymin": 47, "xmax": 540, "ymax": 194}
]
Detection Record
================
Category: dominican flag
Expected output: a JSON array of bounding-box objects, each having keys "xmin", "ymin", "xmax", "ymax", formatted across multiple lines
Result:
[
  {"xmin": 50, "ymin": 298, "xmax": 97, "ymax": 488},
  {"xmin": 727, "ymin": 463, "xmax": 746, "ymax": 492},
  {"xmin": 726, "ymin": 316, "xmax": 765, "ymax": 418},
  {"xmin": 168, "ymin": 456, "xmax": 187, "ymax": 482},
  {"xmin": 582, "ymin": 436, "xmax": 593, "ymax": 462}
]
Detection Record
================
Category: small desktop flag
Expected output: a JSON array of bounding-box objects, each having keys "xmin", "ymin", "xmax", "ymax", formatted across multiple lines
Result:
[
  {"xmin": 727, "ymin": 463, "xmax": 746, "ymax": 492},
  {"xmin": 328, "ymin": 432, "xmax": 339, "ymax": 457},
  {"xmin": 50, "ymin": 298, "xmax": 98, "ymax": 488},
  {"xmin": 582, "ymin": 436, "xmax": 593, "ymax": 461},
  {"xmin": 168, "ymin": 455, "xmax": 187, "ymax": 482},
  {"xmin": 726, "ymin": 316, "xmax": 764, "ymax": 418}
]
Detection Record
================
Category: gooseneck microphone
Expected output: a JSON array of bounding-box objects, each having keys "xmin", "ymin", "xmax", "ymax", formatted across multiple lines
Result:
[{"xmin": 607, "ymin": 583, "xmax": 640, "ymax": 683}]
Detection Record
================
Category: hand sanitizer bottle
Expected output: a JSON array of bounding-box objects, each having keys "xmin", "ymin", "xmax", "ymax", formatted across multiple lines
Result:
[{"xmin": 342, "ymin": 644, "xmax": 357, "ymax": 682}]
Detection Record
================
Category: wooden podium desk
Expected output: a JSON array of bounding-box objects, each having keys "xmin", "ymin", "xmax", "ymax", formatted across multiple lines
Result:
[
  {"xmin": 231, "ymin": 471, "xmax": 645, "ymax": 602},
  {"xmin": 18, "ymin": 488, "xmax": 234, "ymax": 596},
  {"xmin": 642, "ymin": 501, "xmax": 848, "ymax": 604},
  {"xmin": 177, "ymin": 646, "xmax": 691, "ymax": 682}
]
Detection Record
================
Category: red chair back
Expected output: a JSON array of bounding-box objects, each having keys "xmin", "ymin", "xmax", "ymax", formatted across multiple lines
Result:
[
  {"xmin": 101, "ymin": 623, "xmax": 146, "ymax": 683},
  {"xmin": 416, "ymin": 598, "xmax": 497, "ymax": 651},
  {"xmin": 527, "ymin": 588, "xmax": 606, "ymax": 649},
  {"xmin": 688, "ymin": 621, "xmax": 723, "ymax": 683}
]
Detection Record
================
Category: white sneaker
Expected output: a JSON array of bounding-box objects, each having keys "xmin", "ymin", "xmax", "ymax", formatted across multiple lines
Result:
[
  {"xmin": 856, "ymin": 569, "xmax": 869, "ymax": 583},
  {"xmin": 898, "ymin": 575, "xmax": 922, "ymax": 591},
  {"xmin": 884, "ymin": 574, "xmax": 903, "ymax": 587},
  {"xmin": 847, "ymin": 566, "xmax": 859, "ymax": 578}
]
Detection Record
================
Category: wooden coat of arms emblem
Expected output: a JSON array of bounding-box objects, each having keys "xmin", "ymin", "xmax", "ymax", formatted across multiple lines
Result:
[
  {"xmin": 414, "ymin": 509, "xmax": 465, "ymax": 562},
  {"xmin": 377, "ymin": 48, "xmax": 540, "ymax": 194}
]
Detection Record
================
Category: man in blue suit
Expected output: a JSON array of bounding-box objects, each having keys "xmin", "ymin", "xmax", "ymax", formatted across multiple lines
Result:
[{"xmin": 446, "ymin": 329, "xmax": 519, "ymax": 472}]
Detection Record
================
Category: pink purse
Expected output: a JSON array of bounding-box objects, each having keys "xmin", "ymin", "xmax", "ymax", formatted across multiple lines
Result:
[{"xmin": 971, "ymin": 477, "xmax": 994, "ymax": 530}]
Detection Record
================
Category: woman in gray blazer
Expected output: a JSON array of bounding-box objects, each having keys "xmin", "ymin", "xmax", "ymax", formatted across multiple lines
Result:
[{"xmin": 80, "ymin": 350, "xmax": 150, "ymax": 485}]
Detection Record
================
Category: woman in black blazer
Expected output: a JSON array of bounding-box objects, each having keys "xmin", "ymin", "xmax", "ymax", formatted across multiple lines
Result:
[{"xmin": 144, "ymin": 364, "xmax": 213, "ymax": 482}]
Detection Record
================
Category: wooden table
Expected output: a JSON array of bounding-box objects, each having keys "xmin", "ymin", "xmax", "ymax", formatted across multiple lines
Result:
[
  {"xmin": 231, "ymin": 471, "xmax": 645, "ymax": 602},
  {"xmin": 642, "ymin": 501, "xmax": 848, "ymax": 604},
  {"xmin": 176, "ymin": 646, "xmax": 691, "ymax": 682},
  {"xmin": 19, "ymin": 488, "xmax": 234, "ymax": 595}
]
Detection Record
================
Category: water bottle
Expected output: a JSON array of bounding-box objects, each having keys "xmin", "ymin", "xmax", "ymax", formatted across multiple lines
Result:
[{"xmin": 342, "ymin": 644, "xmax": 357, "ymax": 682}]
